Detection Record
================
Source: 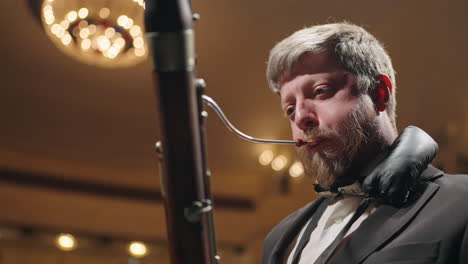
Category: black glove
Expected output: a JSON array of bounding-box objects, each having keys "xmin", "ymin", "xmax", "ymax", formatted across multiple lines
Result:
[{"xmin": 361, "ymin": 126, "xmax": 438, "ymax": 207}]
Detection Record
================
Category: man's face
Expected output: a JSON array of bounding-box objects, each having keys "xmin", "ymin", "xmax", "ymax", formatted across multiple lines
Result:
[{"xmin": 279, "ymin": 52, "xmax": 379, "ymax": 188}]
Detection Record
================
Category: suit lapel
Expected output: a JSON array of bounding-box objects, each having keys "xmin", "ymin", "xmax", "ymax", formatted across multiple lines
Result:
[
  {"xmin": 268, "ymin": 196, "xmax": 330, "ymax": 264},
  {"xmin": 329, "ymin": 168, "xmax": 442, "ymax": 264}
]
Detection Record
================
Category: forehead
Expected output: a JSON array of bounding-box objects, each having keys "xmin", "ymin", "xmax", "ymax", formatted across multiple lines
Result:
[{"xmin": 278, "ymin": 51, "xmax": 342, "ymax": 90}]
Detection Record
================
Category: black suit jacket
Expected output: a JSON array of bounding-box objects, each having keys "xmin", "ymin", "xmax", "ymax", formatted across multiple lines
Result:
[{"xmin": 263, "ymin": 166, "xmax": 468, "ymax": 264}]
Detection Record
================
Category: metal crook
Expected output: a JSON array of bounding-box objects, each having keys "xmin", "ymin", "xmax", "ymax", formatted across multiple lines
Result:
[{"xmin": 202, "ymin": 95, "xmax": 296, "ymax": 145}]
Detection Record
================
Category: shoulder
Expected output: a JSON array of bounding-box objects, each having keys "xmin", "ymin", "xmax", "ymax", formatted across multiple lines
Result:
[
  {"xmin": 435, "ymin": 172, "xmax": 468, "ymax": 186},
  {"xmin": 420, "ymin": 165, "xmax": 468, "ymax": 191},
  {"xmin": 420, "ymin": 167, "xmax": 468, "ymax": 213}
]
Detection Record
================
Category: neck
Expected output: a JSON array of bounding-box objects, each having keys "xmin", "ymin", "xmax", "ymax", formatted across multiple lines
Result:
[{"xmin": 336, "ymin": 125, "xmax": 396, "ymax": 186}]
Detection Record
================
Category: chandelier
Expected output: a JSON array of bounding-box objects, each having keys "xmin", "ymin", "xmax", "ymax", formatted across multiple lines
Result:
[{"xmin": 41, "ymin": 0, "xmax": 147, "ymax": 68}]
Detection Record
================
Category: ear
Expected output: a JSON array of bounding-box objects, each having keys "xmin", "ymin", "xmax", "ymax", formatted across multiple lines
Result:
[{"xmin": 373, "ymin": 74, "xmax": 392, "ymax": 112}]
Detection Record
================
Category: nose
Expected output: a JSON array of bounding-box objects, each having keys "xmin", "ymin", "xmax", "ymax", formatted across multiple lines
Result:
[{"xmin": 294, "ymin": 102, "xmax": 317, "ymax": 131}]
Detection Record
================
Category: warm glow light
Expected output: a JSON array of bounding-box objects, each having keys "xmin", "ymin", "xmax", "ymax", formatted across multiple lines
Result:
[
  {"xmin": 60, "ymin": 20, "xmax": 70, "ymax": 30},
  {"xmin": 79, "ymin": 28, "xmax": 90, "ymax": 39},
  {"xmin": 115, "ymin": 37, "xmax": 125, "ymax": 48},
  {"xmin": 128, "ymin": 241, "xmax": 148, "ymax": 258},
  {"xmin": 78, "ymin": 20, "xmax": 88, "ymax": 29},
  {"xmin": 259, "ymin": 150, "xmax": 274, "ymax": 165},
  {"xmin": 133, "ymin": 37, "xmax": 144, "ymax": 48},
  {"xmin": 123, "ymin": 18, "xmax": 134, "ymax": 29},
  {"xmin": 78, "ymin": 8, "xmax": 89, "ymax": 19},
  {"xmin": 45, "ymin": 16, "xmax": 55, "ymax": 25},
  {"xmin": 272, "ymin": 155, "xmax": 288, "ymax": 171},
  {"xmin": 134, "ymin": 48, "xmax": 145, "ymax": 57},
  {"xmin": 66, "ymin": 11, "xmax": 78, "ymax": 22},
  {"xmin": 43, "ymin": 5, "xmax": 53, "ymax": 14},
  {"xmin": 130, "ymin": 25, "xmax": 141, "ymax": 37},
  {"xmin": 56, "ymin": 27, "xmax": 65, "ymax": 38},
  {"xmin": 97, "ymin": 36, "xmax": 111, "ymax": 51},
  {"xmin": 81, "ymin": 39, "xmax": 91, "ymax": 50},
  {"xmin": 56, "ymin": 234, "xmax": 77, "ymax": 251},
  {"xmin": 289, "ymin": 161, "xmax": 304, "ymax": 178},
  {"xmin": 51, "ymin": 24, "xmax": 61, "ymax": 34},
  {"xmin": 99, "ymin": 7, "xmax": 110, "ymax": 19},
  {"xmin": 42, "ymin": 1, "xmax": 147, "ymax": 68},
  {"xmin": 61, "ymin": 33, "xmax": 72, "ymax": 45},
  {"xmin": 108, "ymin": 51, "xmax": 118, "ymax": 59},
  {"xmin": 88, "ymin": 24, "xmax": 96, "ymax": 35},
  {"xmin": 106, "ymin": 46, "xmax": 119, "ymax": 59},
  {"xmin": 104, "ymin": 27, "xmax": 115, "ymax": 38},
  {"xmin": 117, "ymin": 15, "xmax": 129, "ymax": 27}
]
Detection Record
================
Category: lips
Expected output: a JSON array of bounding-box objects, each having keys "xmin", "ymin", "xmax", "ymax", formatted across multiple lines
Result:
[{"xmin": 296, "ymin": 138, "xmax": 320, "ymax": 147}]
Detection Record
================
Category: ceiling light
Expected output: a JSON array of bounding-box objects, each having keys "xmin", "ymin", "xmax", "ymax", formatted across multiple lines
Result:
[
  {"xmin": 56, "ymin": 234, "xmax": 77, "ymax": 251},
  {"xmin": 128, "ymin": 241, "xmax": 148, "ymax": 258},
  {"xmin": 78, "ymin": 8, "xmax": 88, "ymax": 19}
]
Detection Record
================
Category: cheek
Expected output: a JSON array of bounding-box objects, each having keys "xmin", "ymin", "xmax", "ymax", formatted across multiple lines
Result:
[
  {"xmin": 290, "ymin": 122, "xmax": 302, "ymax": 139},
  {"xmin": 316, "ymin": 98, "xmax": 358, "ymax": 130}
]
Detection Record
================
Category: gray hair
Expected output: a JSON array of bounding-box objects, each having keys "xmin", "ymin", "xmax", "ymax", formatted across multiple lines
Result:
[{"xmin": 266, "ymin": 22, "xmax": 397, "ymax": 128}]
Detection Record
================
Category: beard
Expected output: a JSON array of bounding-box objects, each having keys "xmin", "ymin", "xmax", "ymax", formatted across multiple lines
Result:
[{"xmin": 297, "ymin": 96, "xmax": 382, "ymax": 189}]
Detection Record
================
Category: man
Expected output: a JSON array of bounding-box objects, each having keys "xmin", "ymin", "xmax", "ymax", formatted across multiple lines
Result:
[{"xmin": 262, "ymin": 23, "xmax": 468, "ymax": 264}]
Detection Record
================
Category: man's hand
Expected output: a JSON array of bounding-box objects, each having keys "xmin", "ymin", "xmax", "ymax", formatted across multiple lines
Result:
[{"xmin": 362, "ymin": 126, "xmax": 438, "ymax": 207}]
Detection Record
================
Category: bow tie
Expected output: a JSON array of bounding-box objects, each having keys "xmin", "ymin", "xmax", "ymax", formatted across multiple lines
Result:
[{"xmin": 314, "ymin": 182, "xmax": 366, "ymax": 197}]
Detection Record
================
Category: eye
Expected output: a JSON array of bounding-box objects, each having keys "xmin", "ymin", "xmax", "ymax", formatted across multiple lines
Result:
[
  {"xmin": 285, "ymin": 106, "xmax": 295, "ymax": 117},
  {"xmin": 313, "ymin": 85, "xmax": 332, "ymax": 98}
]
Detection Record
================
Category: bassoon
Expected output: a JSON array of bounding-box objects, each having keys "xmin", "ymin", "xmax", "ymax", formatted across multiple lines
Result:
[
  {"xmin": 144, "ymin": 1, "xmax": 297, "ymax": 263},
  {"xmin": 144, "ymin": 0, "xmax": 218, "ymax": 263}
]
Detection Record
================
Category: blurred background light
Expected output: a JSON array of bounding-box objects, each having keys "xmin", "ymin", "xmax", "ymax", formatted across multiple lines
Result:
[
  {"xmin": 271, "ymin": 155, "xmax": 288, "ymax": 171},
  {"xmin": 289, "ymin": 161, "xmax": 304, "ymax": 178},
  {"xmin": 56, "ymin": 233, "xmax": 77, "ymax": 251},
  {"xmin": 258, "ymin": 150, "xmax": 274, "ymax": 165},
  {"xmin": 128, "ymin": 241, "xmax": 148, "ymax": 258}
]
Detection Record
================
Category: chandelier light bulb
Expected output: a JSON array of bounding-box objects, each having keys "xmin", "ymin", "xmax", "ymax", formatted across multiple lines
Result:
[
  {"xmin": 97, "ymin": 36, "xmax": 111, "ymax": 51},
  {"xmin": 78, "ymin": 8, "xmax": 89, "ymax": 19},
  {"xmin": 133, "ymin": 37, "xmax": 144, "ymax": 49},
  {"xmin": 115, "ymin": 37, "xmax": 125, "ymax": 48},
  {"xmin": 87, "ymin": 24, "xmax": 96, "ymax": 35},
  {"xmin": 45, "ymin": 16, "xmax": 55, "ymax": 24},
  {"xmin": 130, "ymin": 25, "xmax": 141, "ymax": 37},
  {"xmin": 134, "ymin": 48, "xmax": 145, "ymax": 57},
  {"xmin": 99, "ymin": 7, "xmax": 110, "ymax": 19},
  {"xmin": 81, "ymin": 39, "xmax": 91, "ymax": 50},
  {"xmin": 61, "ymin": 33, "xmax": 72, "ymax": 45},
  {"xmin": 66, "ymin": 11, "xmax": 78, "ymax": 22},
  {"xmin": 60, "ymin": 20, "xmax": 70, "ymax": 30},
  {"xmin": 117, "ymin": 15, "xmax": 129, "ymax": 27},
  {"xmin": 79, "ymin": 28, "xmax": 90, "ymax": 39},
  {"xmin": 104, "ymin": 27, "xmax": 116, "ymax": 38}
]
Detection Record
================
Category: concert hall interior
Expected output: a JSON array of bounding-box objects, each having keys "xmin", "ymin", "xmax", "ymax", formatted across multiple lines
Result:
[{"xmin": 0, "ymin": 0, "xmax": 467, "ymax": 263}]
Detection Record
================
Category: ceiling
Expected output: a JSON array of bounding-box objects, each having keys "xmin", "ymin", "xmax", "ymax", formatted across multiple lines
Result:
[{"xmin": 1, "ymin": 0, "xmax": 467, "ymax": 254}]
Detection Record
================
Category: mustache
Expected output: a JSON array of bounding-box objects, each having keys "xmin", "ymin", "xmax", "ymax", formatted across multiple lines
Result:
[{"xmin": 302, "ymin": 127, "xmax": 340, "ymax": 141}]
